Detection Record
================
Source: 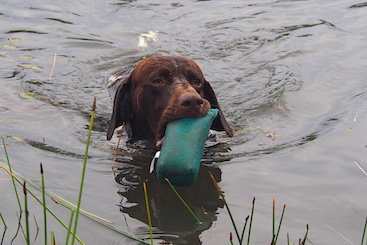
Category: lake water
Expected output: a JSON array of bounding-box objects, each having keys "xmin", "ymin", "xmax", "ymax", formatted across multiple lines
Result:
[{"xmin": 1, "ymin": 0, "xmax": 367, "ymax": 244}]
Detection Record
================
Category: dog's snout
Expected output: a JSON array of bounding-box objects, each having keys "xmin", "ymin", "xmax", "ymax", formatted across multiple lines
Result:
[{"xmin": 180, "ymin": 94, "xmax": 204, "ymax": 109}]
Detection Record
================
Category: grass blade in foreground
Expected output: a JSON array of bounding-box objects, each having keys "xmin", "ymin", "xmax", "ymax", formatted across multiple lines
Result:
[
  {"xmin": 1, "ymin": 136, "xmax": 22, "ymax": 211},
  {"xmin": 165, "ymin": 178, "xmax": 202, "ymax": 224},
  {"xmin": 273, "ymin": 198, "xmax": 276, "ymax": 239},
  {"xmin": 324, "ymin": 224, "xmax": 352, "ymax": 244},
  {"xmin": 40, "ymin": 163, "xmax": 47, "ymax": 245},
  {"xmin": 1, "ymin": 145, "xmax": 148, "ymax": 244},
  {"xmin": 0, "ymin": 164, "xmax": 85, "ymax": 244},
  {"xmin": 143, "ymin": 182, "xmax": 153, "ymax": 245},
  {"xmin": 51, "ymin": 230, "xmax": 55, "ymax": 245},
  {"xmin": 247, "ymin": 197, "xmax": 255, "ymax": 245},
  {"xmin": 0, "ymin": 213, "xmax": 6, "ymax": 228},
  {"xmin": 361, "ymin": 216, "xmax": 367, "ymax": 245},
  {"xmin": 240, "ymin": 215, "xmax": 249, "ymax": 243},
  {"xmin": 271, "ymin": 198, "xmax": 287, "ymax": 245},
  {"xmin": 23, "ymin": 181, "xmax": 30, "ymax": 245},
  {"xmin": 208, "ymin": 171, "xmax": 241, "ymax": 243},
  {"xmin": 71, "ymin": 97, "xmax": 96, "ymax": 245},
  {"xmin": 300, "ymin": 224, "xmax": 309, "ymax": 245},
  {"xmin": 1, "ymin": 212, "xmax": 7, "ymax": 245},
  {"xmin": 50, "ymin": 197, "xmax": 76, "ymax": 245}
]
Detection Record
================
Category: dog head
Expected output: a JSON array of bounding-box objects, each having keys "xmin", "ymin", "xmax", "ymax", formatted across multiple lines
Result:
[{"xmin": 107, "ymin": 56, "xmax": 233, "ymax": 147}]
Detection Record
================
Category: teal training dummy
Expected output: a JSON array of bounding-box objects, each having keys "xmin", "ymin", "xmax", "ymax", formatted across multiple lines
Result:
[{"xmin": 157, "ymin": 109, "xmax": 219, "ymax": 186}]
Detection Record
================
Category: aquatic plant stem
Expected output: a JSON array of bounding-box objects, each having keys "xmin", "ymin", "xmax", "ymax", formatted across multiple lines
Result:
[
  {"xmin": 300, "ymin": 224, "xmax": 309, "ymax": 245},
  {"xmin": 51, "ymin": 197, "xmax": 76, "ymax": 245},
  {"xmin": 165, "ymin": 178, "xmax": 202, "ymax": 224},
  {"xmin": 354, "ymin": 160, "xmax": 367, "ymax": 177},
  {"xmin": 71, "ymin": 97, "xmax": 96, "ymax": 245},
  {"xmin": 273, "ymin": 198, "xmax": 275, "ymax": 239},
  {"xmin": 0, "ymin": 164, "xmax": 85, "ymax": 244},
  {"xmin": 2, "ymin": 163, "xmax": 147, "ymax": 245},
  {"xmin": 51, "ymin": 196, "xmax": 150, "ymax": 245},
  {"xmin": 112, "ymin": 124, "xmax": 124, "ymax": 169},
  {"xmin": 247, "ymin": 197, "xmax": 255, "ymax": 245},
  {"xmin": 1, "ymin": 136, "xmax": 22, "ymax": 211},
  {"xmin": 0, "ymin": 213, "xmax": 6, "ymax": 228},
  {"xmin": 51, "ymin": 231, "xmax": 55, "ymax": 245},
  {"xmin": 0, "ymin": 212, "xmax": 7, "ymax": 245},
  {"xmin": 66, "ymin": 210, "xmax": 75, "ymax": 245},
  {"xmin": 208, "ymin": 171, "xmax": 241, "ymax": 243},
  {"xmin": 23, "ymin": 181, "xmax": 30, "ymax": 245},
  {"xmin": 49, "ymin": 52, "xmax": 57, "ymax": 81},
  {"xmin": 361, "ymin": 216, "xmax": 367, "ymax": 245},
  {"xmin": 143, "ymin": 182, "xmax": 153, "ymax": 245},
  {"xmin": 1, "ymin": 161, "xmax": 109, "ymax": 226},
  {"xmin": 240, "ymin": 215, "xmax": 249, "ymax": 243},
  {"xmin": 273, "ymin": 204, "xmax": 286, "ymax": 245},
  {"xmin": 40, "ymin": 163, "xmax": 47, "ymax": 245},
  {"xmin": 51, "ymin": 197, "xmax": 75, "ymax": 245},
  {"xmin": 230, "ymin": 232, "xmax": 234, "ymax": 245}
]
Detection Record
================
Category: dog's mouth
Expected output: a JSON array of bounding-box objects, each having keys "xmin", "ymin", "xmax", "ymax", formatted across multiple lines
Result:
[
  {"xmin": 155, "ymin": 136, "xmax": 165, "ymax": 149},
  {"xmin": 155, "ymin": 117, "xmax": 180, "ymax": 150},
  {"xmin": 155, "ymin": 101, "xmax": 211, "ymax": 149}
]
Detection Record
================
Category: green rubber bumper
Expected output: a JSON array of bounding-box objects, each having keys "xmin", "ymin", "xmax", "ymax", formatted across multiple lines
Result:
[{"xmin": 157, "ymin": 109, "xmax": 219, "ymax": 186}]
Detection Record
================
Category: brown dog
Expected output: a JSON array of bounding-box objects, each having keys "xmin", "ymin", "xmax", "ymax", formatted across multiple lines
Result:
[{"xmin": 107, "ymin": 56, "xmax": 233, "ymax": 148}]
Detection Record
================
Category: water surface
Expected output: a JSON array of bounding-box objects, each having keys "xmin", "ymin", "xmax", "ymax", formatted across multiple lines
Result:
[{"xmin": 1, "ymin": 0, "xmax": 367, "ymax": 244}]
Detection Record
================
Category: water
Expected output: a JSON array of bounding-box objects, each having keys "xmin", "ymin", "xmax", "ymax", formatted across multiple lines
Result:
[{"xmin": 1, "ymin": 0, "xmax": 367, "ymax": 244}]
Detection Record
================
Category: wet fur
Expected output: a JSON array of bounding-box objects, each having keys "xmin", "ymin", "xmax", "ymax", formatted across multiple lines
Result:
[{"xmin": 107, "ymin": 56, "xmax": 233, "ymax": 147}]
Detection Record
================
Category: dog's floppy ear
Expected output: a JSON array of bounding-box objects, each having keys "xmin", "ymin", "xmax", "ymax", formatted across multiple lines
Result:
[
  {"xmin": 106, "ymin": 75, "xmax": 132, "ymax": 140},
  {"xmin": 203, "ymin": 80, "xmax": 233, "ymax": 137}
]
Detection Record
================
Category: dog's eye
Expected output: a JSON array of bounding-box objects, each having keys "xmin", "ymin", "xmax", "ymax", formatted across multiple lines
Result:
[
  {"xmin": 152, "ymin": 78, "xmax": 164, "ymax": 85},
  {"xmin": 191, "ymin": 79, "xmax": 201, "ymax": 86}
]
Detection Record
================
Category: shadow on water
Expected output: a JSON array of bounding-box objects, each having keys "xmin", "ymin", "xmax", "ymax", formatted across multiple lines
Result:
[{"xmin": 113, "ymin": 150, "xmax": 224, "ymax": 244}]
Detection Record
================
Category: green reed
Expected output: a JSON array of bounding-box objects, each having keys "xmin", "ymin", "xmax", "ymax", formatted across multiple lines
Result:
[
  {"xmin": 301, "ymin": 224, "xmax": 309, "ymax": 245},
  {"xmin": 0, "ymin": 213, "xmax": 6, "ymax": 245},
  {"xmin": 165, "ymin": 178, "xmax": 202, "ymax": 224},
  {"xmin": 143, "ymin": 182, "xmax": 154, "ymax": 245},
  {"xmin": 50, "ymin": 197, "xmax": 75, "ymax": 245},
  {"xmin": 40, "ymin": 163, "xmax": 47, "ymax": 245},
  {"xmin": 209, "ymin": 171, "xmax": 242, "ymax": 243},
  {"xmin": 362, "ymin": 216, "xmax": 367, "ymax": 245},
  {"xmin": 1, "ymin": 162, "xmax": 84, "ymax": 244},
  {"xmin": 247, "ymin": 197, "xmax": 255, "ymax": 245},
  {"xmin": 50, "ymin": 231, "xmax": 55, "ymax": 245},
  {"xmin": 71, "ymin": 97, "xmax": 96, "ymax": 245},
  {"xmin": 240, "ymin": 215, "xmax": 249, "ymax": 243},
  {"xmin": 271, "ymin": 199, "xmax": 286, "ymax": 245},
  {"xmin": 0, "ymin": 97, "xmax": 150, "ymax": 245},
  {"xmin": 208, "ymin": 170, "xmax": 311, "ymax": 245},
  {"xmin": 1, "ymin": 136, "xmax": 22, "ymax": 211},
  {"xmin": 23, "ymin": 181, "xmax": 30, "ymax": 245}
]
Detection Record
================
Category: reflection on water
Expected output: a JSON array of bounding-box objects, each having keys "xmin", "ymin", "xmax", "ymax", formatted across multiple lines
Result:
[{"xmin": 114, "ymin": 156, "xmax": 223, "ymax": 244}]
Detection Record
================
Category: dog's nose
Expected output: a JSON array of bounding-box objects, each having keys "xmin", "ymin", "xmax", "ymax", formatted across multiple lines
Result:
[{"xmin": 180, "ymin": 94, "xmax": 204, "ymax": 109}]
